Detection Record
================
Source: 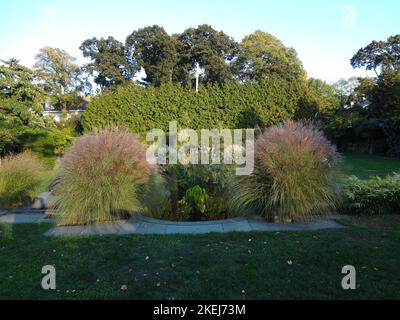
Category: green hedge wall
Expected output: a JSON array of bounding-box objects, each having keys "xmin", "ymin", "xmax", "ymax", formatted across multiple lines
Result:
[{"xmin": 82, "ymin": 80, "xmax": 303, "ymax": 134}]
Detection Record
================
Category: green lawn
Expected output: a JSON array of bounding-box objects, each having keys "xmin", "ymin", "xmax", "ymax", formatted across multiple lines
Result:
[
  {"xmin": 339, "ymin": 153, "xmax": 400, "ymax": 180},
  {"xmin": 1, "ymin": 215, "xmax": 399, "ymax": 299}
]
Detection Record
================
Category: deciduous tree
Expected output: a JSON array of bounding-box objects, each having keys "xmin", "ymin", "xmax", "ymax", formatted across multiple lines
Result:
[
  {"xmin": 351, "ymin": 34, "xmax": 400, "ymax": 76},
  {"xmin": 233, "ymin": 30, "xmax": 306, "ymax": 83},
  {"xmin": 176, "ymin": 24, "xmax": 239, "ymax": 85},
  {"xmin": 80, "ymin": 37, "xmax": 137, "ymax": 90},
  {"xmin": 126, "ymin": 25, "xmax": 178, "ymax": 87},
  {"xmin": 34, "ymin": 47, "xmax": 89, "ymax": 110}
]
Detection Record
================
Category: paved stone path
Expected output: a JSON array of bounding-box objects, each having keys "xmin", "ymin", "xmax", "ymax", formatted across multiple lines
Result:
[
  {"xmin": 0, "ymin": 212, "xmax": 345, "ymax": 236},
  {"xmin": 0, "ymin": 213, "xmax": 52, "ymax": 224}
]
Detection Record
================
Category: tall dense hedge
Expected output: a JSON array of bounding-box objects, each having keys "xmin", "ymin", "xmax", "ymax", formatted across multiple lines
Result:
[{"xmin": 82, "ymin": 80, "xmax": 303, "ymax": 134}]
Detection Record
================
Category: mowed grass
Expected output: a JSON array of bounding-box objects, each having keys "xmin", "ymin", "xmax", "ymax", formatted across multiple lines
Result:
[
  {"xmin": 0, "ymin": 215, "xmax": 399, "ymax": 299},
  {"xmin": 339, "ymin": 153, "xmax": 400, "ymax": 180}
]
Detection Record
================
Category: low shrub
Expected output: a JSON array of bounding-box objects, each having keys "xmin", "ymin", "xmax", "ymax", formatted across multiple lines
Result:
[
  {"xmin": 52, "ymin": 128, "xmax": 153, "ymax": 225},
  {"xmin": 342, "ymin": 173, "xmax": 400, "ymax": 215},
  {"xmin": 0, "ymin": 125, "xmax": 76, "ymax": 167},
  {"xmin": 182, "ymin": 164, "xmax": 236, "ymax": 220},
  {"xmin": 159, "ymin": 163, "xmax": 235, "ymax": 221},
  {"xmin": 139, "ymin": 163, "xmax": 236, "ymax": 221},
  {"xmin": 0, "ymin": 152, "xmax": 44, "ymax": 208},
  {"xmin": 18, "ymin": 127, "xmax": 76, "ymax": 167},
  {"xmin": 230, "ymin": 120, "xmax": 340, "ymax": 222}
]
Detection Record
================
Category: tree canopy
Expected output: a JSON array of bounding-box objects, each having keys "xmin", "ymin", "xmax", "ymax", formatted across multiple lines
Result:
[
  {"xmin": 349, "ymin": 35, "xmax": 400, "ymax": 119},
  {"xmin": 81, "ymin": 25, "xmax": 308, "ymax": 89},
  {"xmin": 233, "ymin": 30, "xmax": 306, "ymax": 83},
  {"xmin": 176, "ymin": 24, "xmax": 239, "ymax": 85},
  {"xmin": 34, "ymin": 47, "xmax": 90, "ymax": 110},
  {"xmin": 350, "ymin": 34, "xmax": 400, "ymax": 76},
  {"xmin": 80, "ymin": 37, "xmax": 137, "ymax": 90},
  {"xmin": 126, "ymin": 25, "xmax": 178, "ymax": 87},
  {"xmin": 0, "ymin": 58, "xmax": 45, "ymax": 106},
  {"xmin": 296, "ymin": 78, "xmax": 340, "ymax": 119},
  {"xmin": 0, "ymin": 59, "xmax": 47, "ymax": 125},
  {"xmin": 34, "ymin": 47, "xmax": 82, "ymax": 94}
]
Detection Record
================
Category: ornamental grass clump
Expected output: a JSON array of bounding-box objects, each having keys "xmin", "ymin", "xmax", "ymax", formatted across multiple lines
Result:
[
  {"xmin": 0, "ymin": 152, "xmax": 44, "ymax": 208},
  {"xmin": 52, "ymin": 128, "xmax": 153, "ymax": 226},
  {"xmin": 231, "ymin": 120, "xmax": 340, "ymax": 222}
]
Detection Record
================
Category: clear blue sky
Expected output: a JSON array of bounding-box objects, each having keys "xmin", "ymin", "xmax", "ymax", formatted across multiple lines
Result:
[{"xmin": 1, "ymin": 0, "xmax": 399, "ymax": 81}]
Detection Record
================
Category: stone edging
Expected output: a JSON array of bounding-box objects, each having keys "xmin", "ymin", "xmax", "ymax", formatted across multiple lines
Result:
[
  {"xmin": 134, "ymin": 214, "xmax": 247, "ymax": 226},
  {"xmin": 43, "ymin": 214, "xmax": 345, "ymax": 237},
  {"xmin": 0, "ymin": 212, "xmax": 346, "ymax": 237}
]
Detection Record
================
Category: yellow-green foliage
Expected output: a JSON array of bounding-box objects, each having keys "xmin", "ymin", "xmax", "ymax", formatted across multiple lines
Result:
[
  {"xmin": 52, "ymin": 128, "xmax": 153, "ymax": 226},
  {"xmin": 231, "ymin": 121, "xmax": 340, "ymax": 222},
  {"xmin": 0, "ymin": 152, "xmax": 44, "ymax": 208},
  {"xmin": 137, "ymin": 173, "xmax": 172, "ymax": 219}
]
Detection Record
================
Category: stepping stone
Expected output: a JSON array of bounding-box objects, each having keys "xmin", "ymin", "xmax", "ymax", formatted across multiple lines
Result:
[{"xmin": 32, "ymin": 192, "xmax": 58, "ymax": 210}]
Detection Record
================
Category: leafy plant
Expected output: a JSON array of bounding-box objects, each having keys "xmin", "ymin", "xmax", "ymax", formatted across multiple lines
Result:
[
  {"xmin": 51, "ymin": 127, "xmax": 153, "ymax": 226},
  {"xmin": 342, "ymin": 173, "xmax": 400, "ymax": 215},
  {"xmin": 185, "ymin": 185, "xmax": 208, "ymax": 221},
  {"xmin": 160, "ymin": 163, "xmax": 235, "ymax": 220},
  {"xmin": 230, "ymin": 120, "xmax": 340, "ymax": 222},
  {"xmin": 0, "ymin": 152, "xmax": 44, "ymax": 208}
]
